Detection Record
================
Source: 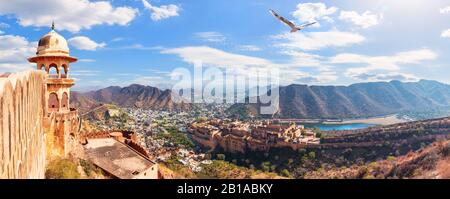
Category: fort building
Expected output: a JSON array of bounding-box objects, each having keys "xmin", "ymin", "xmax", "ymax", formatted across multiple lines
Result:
[{"xmin": 189, "ymin": 119, "xmax": 320, "ymax": 153}]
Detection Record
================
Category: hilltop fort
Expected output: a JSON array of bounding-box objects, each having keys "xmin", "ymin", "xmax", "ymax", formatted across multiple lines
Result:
[{"xmin": 189, "ymin": 119, "xmax": 320, "ymax": 153}]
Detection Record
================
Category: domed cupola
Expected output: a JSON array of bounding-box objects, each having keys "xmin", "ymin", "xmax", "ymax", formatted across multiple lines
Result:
[
  {"xmin": 36, "ymin": 22, "xmax": 70, "ymax": 56},
  {"xmin": 28, "ymin": 22, "xmax": 77, "ymax": 63}
]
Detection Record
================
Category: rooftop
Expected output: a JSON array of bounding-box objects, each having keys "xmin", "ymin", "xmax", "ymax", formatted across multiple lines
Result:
[{"xmin": 84, "ymin": 138, "xmax": 156, "ymax": 179}]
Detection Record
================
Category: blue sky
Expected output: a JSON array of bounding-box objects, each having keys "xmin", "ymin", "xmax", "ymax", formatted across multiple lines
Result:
[{"xmin": 1, "ymin": 0, "xmax": 450, "ymax": 91}]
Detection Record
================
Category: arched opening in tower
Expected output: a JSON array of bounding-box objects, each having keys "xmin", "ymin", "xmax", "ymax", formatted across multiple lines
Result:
[
  {"xmin": 48, "ymin": 92, "xmax": 59, "ymax": 112},
  {"xmin": 39, "ymin": 64, "xmax": 46, "ymax": 73},
  {"xmin": 48, "ymin": 64, "xmax": 58, "ymax": 78},
  {"xmin": 61, "ymin": 92, "xmax": 69, "ymax": 110},
  {"xmin": 62, "ymin": 64, "xmax": 68, "ymax": 78}
]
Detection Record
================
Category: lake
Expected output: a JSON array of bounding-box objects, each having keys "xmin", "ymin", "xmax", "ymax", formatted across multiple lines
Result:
[{"xmin": 302, "ymin": 123, "xmax": 376, "ymax": 131}]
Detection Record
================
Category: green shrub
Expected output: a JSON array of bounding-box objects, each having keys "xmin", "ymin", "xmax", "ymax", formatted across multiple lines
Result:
[
  {"xmin": 216, "ymin": 154, "xmax": 226, "ymax": 160},
  {"xmin": 281, "ymin": 169, "xmax": 291, "ymax": 177},
  {"xmin": 261, "ymin": 162, "xmax": 271, "ymax": 172},
  {"xmin": 363, "ymin": 174, "xmax": 376, "ymax": 179},
  {"xmin": 79, "ymin": 159, "xmax": 103, "ymax": 178},
  {"xmin": 46, "ymin": 158, "xmax": 80, "ymax": 179},
  {"xmin": 387, "ymin": 156, "xmax": 396, "ymax": 162}
]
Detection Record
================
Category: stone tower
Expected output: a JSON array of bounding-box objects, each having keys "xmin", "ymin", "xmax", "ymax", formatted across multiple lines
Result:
[{"xmin": 28, "ymin": 23, "xmax": 80, "ymax": 158}]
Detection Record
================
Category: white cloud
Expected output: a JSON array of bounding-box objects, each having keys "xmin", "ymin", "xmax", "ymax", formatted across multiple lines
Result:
[
  {"xmin": 273, "ymin": 30, "xmax": 365, "ymax": 51},
  {"xmin": 339, "ymin": 11, "xmax": 382, "ymax": 28},
  {"xmin": 348, "ymin": 72, "xmax": 419, "ymax": 82},
  {"xmin": 0, "ymin": 34, "xmax": 35, "ymax": 72},
  {"xmin": 0, "ymin": 22, "xmax": 8, "ymax": 35},
  {"xmin": 238, "ymin": 45, "xmax": 261, "ymax": 52},
  {"xmin": 0, "ymin": 22, "xmax": 9, "ymax": 29},
  {"xmin": 0, "ymin": 0, "xmax": 137, "ymax": 32},
  {"xmin": 194, "ymin": 32, "xmax": 226, "ymax": 42},
  {"xmin": 78, "ymin": 59, "xmax": 96, "ymax": 62},
  {"xmin": 332, "ymin": 49, "xmax": 437, "ymax": 67},
  {"xmin": 114, "ymin": 44, "xmax": 164, "ymax": 50},
  {"xmin": 111, "ymin": 37, "xmax": 125, "ymax": 42},
  {"xmin": 292, "ymin": 2, "xmax": 338, "ymax": 25},
  {"xmin": 441, "ymin": 29, "xmax": 450, "ymax": 38},
  {"xmin": 162, "ymin": 46, "xmax": 273, "ymax": 68},
  {"xmin": 70, "ymin": 69, "xmax": 99, "ymax": 77},
  {"xmin": 334, "ymin": 49, "xmax": 438, "ymax": 79},
  {"xmin": 440, "ymin": 6, "xmax": 450, "ymax": 14},
  {"xmin": 161, "ymin": 46, "xmax": 340, "ymax": 86},
  {"xmin": 68, "ymin": 36, "xmax": 106, "ymax": 51},
  {"xmin": 142, "ymin": 0, "xmax": 180, "ymax": 21},
  {"xmin": 297, "ymin": 71, "xmax": 338, "ymax": 84},
  {"xmin": 281, "ymin": 50, "xmax": 323, "ymax": 67}
]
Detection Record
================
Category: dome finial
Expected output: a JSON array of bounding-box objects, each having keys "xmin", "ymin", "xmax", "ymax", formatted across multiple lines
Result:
[{"xmin": 51, "ymin": 21, "xmax": 55, "ymax": 31}]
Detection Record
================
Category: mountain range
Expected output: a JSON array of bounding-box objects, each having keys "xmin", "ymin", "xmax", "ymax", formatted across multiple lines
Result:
[
  {"xmin": 228, "ymin": 80, "xmax": 450, "ymax": 119},
  {"xmin": 70, "ymin": 84, "xmax": 190, "ymax": 113},
  {"xmin": 71, "ymin": 80, "xmax": 450, "ymax": 118}
]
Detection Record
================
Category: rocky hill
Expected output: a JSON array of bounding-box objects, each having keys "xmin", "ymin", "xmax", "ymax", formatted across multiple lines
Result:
[
  {"xmin": 70, "ymin": 91, "xmax": 99, "ymax": 113},
  {"xmin": 305, "ymin": 139, "xmax": 450, "ymax": 179},
  {"xmin": 71, "ymin": 84, "xmax": 191, "ymax": 113},
  {"xmin": 229, "ymin": 80, "xmax": 450, "ymax": 119}
]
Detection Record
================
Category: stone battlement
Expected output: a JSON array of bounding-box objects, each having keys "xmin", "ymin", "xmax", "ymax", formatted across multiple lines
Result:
[{"xmin": 0, "ymin": 70, "xmax": 47, "ymax": 179}]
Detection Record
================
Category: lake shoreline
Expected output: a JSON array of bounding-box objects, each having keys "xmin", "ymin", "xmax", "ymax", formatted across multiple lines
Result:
[
  {"xmin": 274, "ymin": 114, "xmax": 410, "ymax": 126},
  {"xmin": 325, "ymin": 114, "xmax": 409, "ymax": 126}
]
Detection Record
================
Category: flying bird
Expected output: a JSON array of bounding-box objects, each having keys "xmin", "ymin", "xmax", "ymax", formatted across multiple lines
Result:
[{"xmin": 269, "ymin": 9, "xmax": 316, "ymax": 33}]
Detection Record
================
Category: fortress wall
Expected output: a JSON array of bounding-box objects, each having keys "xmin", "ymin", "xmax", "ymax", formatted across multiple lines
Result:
[{"xmin": 0, "ymin": 70, "xmax": 46, "ymax": 179}]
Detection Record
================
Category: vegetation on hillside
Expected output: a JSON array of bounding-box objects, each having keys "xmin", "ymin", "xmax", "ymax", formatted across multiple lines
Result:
[
  {"xmin": 162, "ymin": 155, "xmax": 198, "ymax": 179},
  {"xmin": 45, "ymin": 157, "xmax": 106, "ymax": 179},
  {"xmin": 398, "ymin": 106, "xmax": 450, "ymax": 121},
  {"xmin": 161, "ymin": 155, "xmax": 284, "ymax": 179},
  {"xmin": 200, "ymin": 160, "xmax": 285, "ymax": 179},
  {"xmin": 45, "ymin": 157, "xmax": 81, "ymax": 179},
  {"xmin": 79, "ymin": 159, "xmax": 105, "ymax": 179},
  {"xmin": 156, "ymin": 127, "xmax": 195, "ymax": 149},
  {"xmin": 304, "ymin": 140, "xmax": 450, "ymax": 179}
]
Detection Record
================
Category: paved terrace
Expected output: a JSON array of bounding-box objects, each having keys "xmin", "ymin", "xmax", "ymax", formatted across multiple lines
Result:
[{"xmin": 84, "ymin": 138, "xmax": 157, "ymax": 179}]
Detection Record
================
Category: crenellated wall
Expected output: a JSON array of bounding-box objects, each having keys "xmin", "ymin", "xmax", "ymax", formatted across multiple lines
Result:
[{"xmin": 0, "ymin": 70, "xmax": 47, "ymax": 179}]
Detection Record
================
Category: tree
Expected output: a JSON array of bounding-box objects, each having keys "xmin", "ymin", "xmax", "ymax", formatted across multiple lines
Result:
[
  {"xmin": 270, "ymin": 165, "xmax": 277, "ymax": 172},
  {"xmin": 298, "ymin": 148, "xmax": 306, "ymax": 155},
  {"xmin": 287, "ymin": 158, "xmax": 294, "ymax": 165},
  {"xmin": 281, "ymin": 169, "xmax": 291, "ymax": 177},
  {"xmin": 216, "ymin": 154, "xmax": 226, "ymax": 160},
  {"xmin": 313, "ymin": 128, "xmax": 323, "ymax": 138},
  {"xmin": 261, "ymin": 161, "xmax": 271, "ymax": 172}
]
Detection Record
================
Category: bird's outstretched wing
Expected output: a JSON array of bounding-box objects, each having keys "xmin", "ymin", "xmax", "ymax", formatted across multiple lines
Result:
[
  {"xmin": 269, "ymin": 9, "xmax": 297, "ymax": 29},
  {"xmin": 299, "ymin": 22, "xmax": 317, "ymax": 29}
]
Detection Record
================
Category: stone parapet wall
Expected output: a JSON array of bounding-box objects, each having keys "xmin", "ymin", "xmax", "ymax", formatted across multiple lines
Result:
[{"xmin": 0, "ymin": 70, "xmax": 47, "ymax": 179}]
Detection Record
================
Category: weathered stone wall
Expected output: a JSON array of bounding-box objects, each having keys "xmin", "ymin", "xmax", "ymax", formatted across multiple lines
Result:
[
  {"xmin": 44, "ymin": 110, "xmax": 80, "ymax": 158},
  {"xmin": 0, "ymin": 70, "xmax": 46, "ymax": 179}
]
